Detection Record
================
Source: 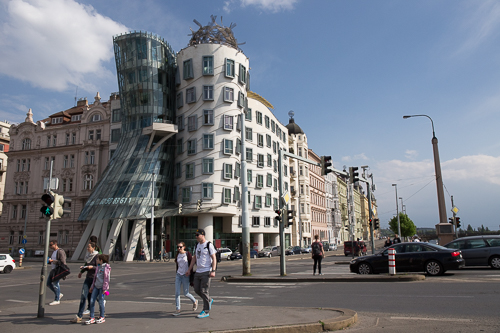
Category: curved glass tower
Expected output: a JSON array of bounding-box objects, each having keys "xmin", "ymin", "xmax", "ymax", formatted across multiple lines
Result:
[{"xmin": 72, "ymin": 32, "xmax": 177, "ymax": 260}]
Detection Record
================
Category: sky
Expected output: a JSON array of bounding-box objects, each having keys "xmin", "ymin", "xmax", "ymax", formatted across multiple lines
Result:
[{"xmin": 1, "ymin": 0, "xmax": 499, "ymax": 230}]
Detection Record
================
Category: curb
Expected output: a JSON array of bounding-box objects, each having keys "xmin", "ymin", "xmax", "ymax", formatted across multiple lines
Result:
[
  {"xmin": 221, "ymin": 274, "xmax": 425, "ymax": 283},
  {"xmin": 201, "ymin": 308, "xmax": 357, "ymax": 333}
]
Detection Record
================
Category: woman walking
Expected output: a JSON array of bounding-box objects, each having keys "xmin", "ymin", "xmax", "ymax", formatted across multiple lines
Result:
[
  {"xmin": 311, "ymin": 235, "xmax": 325, "ymax": 275},
  {"xmin": 70, "ymin": 242, "xmax": 98, "ymax": 323},
  {"xmin": 172, "ymin": 242, "xmax": 198, "ymax": 316}
]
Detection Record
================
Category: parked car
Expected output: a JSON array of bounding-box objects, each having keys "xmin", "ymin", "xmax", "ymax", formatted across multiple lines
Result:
[
  {"xmin": 0, "ymin": 254, "xmax": 16, "ymax": 274},
  {"xmin": 344, "ymin": 241, "xmax": 367, "ymax": 256},
  {"xmin": 302, "ymin": 246, "xmax": 312, "ymax": 253},
  {"xmin": 217, "ymin": 248, "xmax": 232, "ymax": 260},
  {"xmin": 258, "ymin": 246, "xmax": 280, "ymax": 258},
  {"xmin": 229, "ymin": 249, "xmax": 259, "ymax": 260},
  {"xmin": 443, "ymin": 236, "xmax": 500, "ymax": 269},
  {"xmin": 329, "ymin": 243, "xmax": 338, "ymax": 251},
  {"xmin": 349, "ymin": 242, "xmax": 465, "ymax": 276},
  {"xmin": 285, "ymin": 246, "xmax": 302, "ymax": 255}
]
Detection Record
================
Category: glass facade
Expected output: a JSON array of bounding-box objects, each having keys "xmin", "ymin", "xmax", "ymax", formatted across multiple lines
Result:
[{"xmin": 78, "ymin": 32, "xmax": 177, "ymax": 222}]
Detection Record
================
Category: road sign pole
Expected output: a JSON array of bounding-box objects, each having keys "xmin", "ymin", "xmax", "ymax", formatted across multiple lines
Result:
[{"xmin": 37, "ymin": 217, "xmax": 51, "ymax": 318}]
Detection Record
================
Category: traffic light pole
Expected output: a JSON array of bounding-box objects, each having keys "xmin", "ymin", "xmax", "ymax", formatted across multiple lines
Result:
[
  {"xmin": 38, "ymin": 217, "xmax": 52, "ymax": 318},
  {"xmin": 278, "ymin": 149, "xmax": 286, "ymax": 276},
  {"xmin": 240, "ymin": 112, "xmax": 250, "ymax": 276}
]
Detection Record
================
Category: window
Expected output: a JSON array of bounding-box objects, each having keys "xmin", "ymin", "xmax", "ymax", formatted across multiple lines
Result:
[
  {"xmin": 236, "ymin": 138, "xmax": 241, "ymax": 154},
  {"xmin": 176, "ymin": 92, "xmax": 184, "ymax": 108},
  {"xmin": 203, "ymin": 109, "xmax": 213, "ymax": 125},
  {"xmin": 223, "ymin": 188, "xmax": 232, "ymax": 204},
  {"xmin": 22, "ymin": 138, "xmax": 31, "ymax": 150},
  {"xmin": 273, "ymin": 160, "xmax": 277, "ymax": 173},
  {"xmin": 72, "ymin": 114, "xmax": 82, "ymax": 122},
  {"xmin": 84, "ymin": 175, "xmax": 93, "ymax": 190},
  {"xmin": 12, "ymin": 205, "xmax": 17, "ymax": 219},
  {"xmin": 284, "ymin": 164, "xmax": 288, "ymax": 176},
  {"xmin": 63, "ymin": 155, "xmax": 68, "ymax": 168},
  {"xmin": 265, "ymin": 193, "xmax": 272, "ymax": 207},
  {"xmin": 186, "ymin": 87, "xmax": 196, "ymax": 104},
  {"xmin": 202, "ymin": 183, "xmax": 213, "ymax": 199},
  {"xmin": 70, "ymin": 155, "xmax": 75, "ymax": 168},
  {"xmin": 177, "ymin": 138, "xmax": 183, "ymax": 155},
  {"xmin": 234, "ymin": 186, "xmax": 240, "ymax": 201},
  {"xmin": 223, "ymin": 87, "xmax": 234, "ymax": 102},
  {"xmin": 265, "ymin": 116, "xmax": 270, "ymax": 128},
  {"xmin": 72, "ymin": 133, "xmax": 76, "ymax": 144},
  {"xmin": 187, "ymin": 139, "xmax": 197, "ymax": 155},
  {"xmin": 224, "ymin": 163, "xmax": 233, "ymax": 179},
  {"xmin": 112, "ymin": 109, "xmax": 121, "ymax": 122},
  {"xmin": 267, "ymin": 154, "xmax": 272, "ymax": 167},
  {"xmin": 246, "ymin": 148, "xmax": 253, "ymax": 161},
  {"xmin": 91, "ymin": 114, "xmax": 101, "ymax": 122},
  {"xmin": 182, "ymin": 187, "xmax": 191, "ymax": 203},
  {"xmin": 46, "ymin": 136, "xmax": 50, "ymax": 147},
  {"xmin": 245, "ymin": 108, "xmax": 252, "ymax": 121},
  {"xmin": 235, "ymin": 162, "xmax": 241, "ymax": 178},
  {"xmin": 257, "ymin": 154, "xmax": 264, "ymax": 168},
  {"xmin": 223, "ymin": 115, "xmax": 233, "ymax": 130},
  {"xmin": 88, "ymin": 130, "xmax": 94, "ymax": 140},
  {"xmin": 274, "ymin": 178, "xmax": 278, "ymax": 192},
  {"xmin": 52, "ymin": 135, "xmax": 57, "ymax": 147},
  {"xmin": 225, "ymin": 59, "xmax": 235, "ymax": 77},
  {"xmin": 202, "ymin": 158, "xmax": 214, "ymax": 174},
  {"xmin": 238, "ymin": 92, "xmax": 245, "ymax": 107},
  {"xmin": 247, "ymin": 169, "xmax": 253, "ymax": 184},
  {"xmin": 256, "ymin": 174, "xmax": 264, "ymax": 188},
  {"xmin": 239, "ymin": 64, "xmax": 247, "ymax": 84},
  {"xmin": 252, "ymin": 216, "xmax": 260, "ymax": 226},
  {"xmin": 245, "ymin": 127, "xmax": 252, "ymax": 141},
  {"xmin": 257, "ymin": 134, "xmax": 263, "ymax": 147},
  {"xmin": 65, "ymin": 133, "xmax": 70, "ymax": 145},
  {"xmin": 267, "ymin": 173, "xmax": 272, "ymax": 187},
  {"xmin": 203, "ymin": 85, "xmax": 214, "ymax": 101},
  {"xmin": 188, "ymin": 115, "xmax": 197, "ymax": 131},
  {"xmin": 69, "ymin": 178, "xmax": 73, "ymax": 191},
  {"xmin": 96, "ymin": 129, "xmax": 101, "ymax": 140},
  {"xmin": 177, "ymin": 115, "xmax": 184, "ymax": 131},
  {"xmin": 52, "ymin": 117, "xmax": 63, "ymax": 124},
  {"xmin": 273, "ymin": 141, "xmax": 277, "ymax": 154},
  {"xmin": 271, "ymin": 120, "xmax": 275, "ymax": 133},
  {"xmin": 224, "ymin": 139, "xmax": 233, "ymax": 155},
  {"xmin": 202, "ymin": 56, "xmax": 214, "ymax": 75},
  {"xmin": 186, "ymin": 163, "xmax": 195, "ymax": 179},
  {"xmin": 175, "ymin": 163, "xmax": 181, "ymax": 178},
  {"xmin": 203, "ymin": 134, "xmax": 214, "ymax": 149},
  {"xmin": 266, "ymin": 134, "xmax": 271, "ymax": 147},
  {"xmin": 256, "ymin": 111, "xmax": 262, "ymax": 125},
  {"xmin": 265, "ymin": 216, "xmax": 271, "ymax": 226},
  {"xmin": 111, "ymin": 129, "xmax": 121, "ymax": 143},
  {"xmin": 183, "ymin": 59, "xmax": 193, "ymax": 79}
]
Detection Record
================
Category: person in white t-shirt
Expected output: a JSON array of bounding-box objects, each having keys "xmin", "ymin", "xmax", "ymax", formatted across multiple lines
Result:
[{"xmin": 187, "ymin": 229, "xmax": 216, "ymax": 319}]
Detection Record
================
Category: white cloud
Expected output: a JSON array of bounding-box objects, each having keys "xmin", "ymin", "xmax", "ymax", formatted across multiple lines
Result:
[
  {"xmin": 0, "ymin": 0, "xmax": 128, "ymax": 92},
  {"xmin": 341, "ymin": 153, "xmax": 368, "ymax": 162},
  {"xmin": 405, "ymin": 149, "xmax": 418, "ymax": 160},
  {"xmin": 224, "ymin": 0, "xmax": 298, "ymax": 13}
]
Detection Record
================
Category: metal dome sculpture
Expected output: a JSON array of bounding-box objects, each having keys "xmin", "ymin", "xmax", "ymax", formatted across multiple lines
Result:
[{"xmin": 188, "ymin": 15, "xmax": 245, "ymax": 51}]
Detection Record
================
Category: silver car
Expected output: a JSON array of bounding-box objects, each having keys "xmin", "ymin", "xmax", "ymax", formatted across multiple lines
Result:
[
  {"xmin": 443, "ymin": 236, "xmax": 500, "ymax": 269},
  {"xmin": 258, "ymin": 246, "xmax": 280, "ymax": 258}
]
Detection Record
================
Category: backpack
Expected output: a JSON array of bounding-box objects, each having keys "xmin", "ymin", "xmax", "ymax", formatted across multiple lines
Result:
[
  {"xmin": 312, "ymin": 242, "xmax": 322, "ymax": 256},
  {"xmin": 196, "ymin": 241, "xmax": 218, "ymax": 271}
]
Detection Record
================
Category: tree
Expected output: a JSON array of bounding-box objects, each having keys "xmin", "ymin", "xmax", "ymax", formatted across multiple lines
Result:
[
  {"xmin": 467, "ymin": 224, "xmax": 474, "ymax": 232},
  {"xmin": 388, "ymin": 213, "xmax": 417, "ymax": 238}
]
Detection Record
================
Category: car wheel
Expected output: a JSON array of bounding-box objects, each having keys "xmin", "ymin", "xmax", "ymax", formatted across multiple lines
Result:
[
  {"xmin": 489, "ymin": 256, "xmax": 500, "ymax": 269},
  {"xmin": 227, "ymin": 256, "xmax": 231, "ymax": 260},
  {"xmin": 425, "ymin": 260, "xmax": 443, "ymax": 276},
  {"xmin": 253, "ymin": 254, "xmax": 257, "ymax": 259},
  {"xmin": 3, "ymin": 266, "xmax": 13, "ymax": 274},
  {"xmin": 357, "ymin": 263, "xmax": 372, "ymax": 275}
]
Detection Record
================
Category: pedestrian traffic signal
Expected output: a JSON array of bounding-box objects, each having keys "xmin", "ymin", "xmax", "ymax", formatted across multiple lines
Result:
[
  {"xmin": 52, "ymin": 193, "xmax": 72, "ymax": 219},
  {"xmin": 374, "ymin": 218, "xmax": 380, "ymax": 230},
  {"xmin": 456, "ymin": 217, "xmax": 461, "ymax": 229},
  {"xmin": 40, "ymin": 205, "xmax": 53, "ymax": 218},
  {"xmin": 179, "ymin": 203, "xmax": 183, "ymax": 214},
  {"xmin": 40, "ymin": 191, "xmax": 55, "ymax": 218},
  {"xmin": 349, "ymin": 167, "xmax": 359, "ymax": 183},
  {"xmin": 275, "ymin": 209, "xmax": 282, "ymax": 222},
  {"xmin": 197, "ymin": 199, "xmax": 202, "ymax": 211},
  {"xmin": 286, "ymin": 210, "xmax": 294, "ymax": 227},
  {"xmin": 320, "ymin": 156, "xmax": 333, "ymax": 176}
]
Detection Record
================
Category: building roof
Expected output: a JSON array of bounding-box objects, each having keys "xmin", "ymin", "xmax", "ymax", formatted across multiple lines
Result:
[
  {"xmin": 247, "ymin": 91, "xmax": 274, "ymax": 110},
  {"xmin": 286, "ymin": 117, "xmax": 304, "ymax": 135}
]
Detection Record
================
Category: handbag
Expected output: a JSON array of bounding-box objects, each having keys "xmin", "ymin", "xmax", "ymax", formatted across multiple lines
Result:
[{"xmin": 52, "ymin": 263, "xmax": 71, "ymax": 281}]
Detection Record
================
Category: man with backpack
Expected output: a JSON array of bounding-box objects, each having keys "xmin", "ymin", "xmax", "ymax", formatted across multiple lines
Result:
[
  {"xmin": 187, "ymin": 229, "xmax": 216, "ymax": 319},
  {"xmin": 311, "ymin": 235, "xmax": 325, "ymax": 275}
]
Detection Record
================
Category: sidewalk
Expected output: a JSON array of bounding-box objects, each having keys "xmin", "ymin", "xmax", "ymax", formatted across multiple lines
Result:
[{"xmin": 0, "ymin": 300, "xmax": 357, "ymax": 333}]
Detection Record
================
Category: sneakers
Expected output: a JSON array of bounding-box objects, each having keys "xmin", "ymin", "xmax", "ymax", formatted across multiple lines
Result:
[
  {"xmin": 48, "ymin": 300, "xmax": 60, "ymax": 306},
  {"xmin": 59, "ymin": 293, "xmax": 64, "ymax": 300},
  {"xmin": 192, "ymin": 300, "xmax": 198, "ymax": 311},
  {"xmin": 313, "ymin": 273, "xmax": 316, "ymax": 276},
  {"xmin": 96, "ymin": 317, "xmax": 105, "ymax": 324},
  {"xmin": 85, "ymin": 318, "xmax": 95, "ymax": 325},
  {"xmin": 70, "ymin": 316, "xmax": 82, "ymax": 323},
  {"xmin": 319, "ymin": 273, "xmax": 323, "ymax": 275},
  {"xmin": 197, "ymin": 310, "xmax": 209, "ymax": 319},
  {"xmin": 172, "ymin": 310, "xmax": 181, "ymax": 316},
  {"xmin": 209, "ymin": 298, "xmax": 214, "ymax": 310},
  {"xmin": 83, "ymin": 309, "xmax": 90, "ymax": 315}
]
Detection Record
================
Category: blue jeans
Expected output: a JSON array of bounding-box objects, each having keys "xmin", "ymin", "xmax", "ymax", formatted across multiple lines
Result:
[
  {"xmin": 46, "ymin": 270, "xmax": 61, "ymax": 301},
  {"xmin": 175, "ymin": 273, "xmax": 196, "ymax": 310},
  {"xmin": 77, "ymin": 277, "xmax": 93, "ymax": 317},
  {"xmin": 89, "ymin": 287, "xmax": 105, "ymax": 318}
]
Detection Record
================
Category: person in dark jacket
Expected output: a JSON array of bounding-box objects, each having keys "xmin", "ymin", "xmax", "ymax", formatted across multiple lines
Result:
[
  {"xmin": 393, "ymin": 234, "xmax": 402, "ymax": 244},
  {"xmin": 384, "ymin": 237, "xmax": 393, "ymax": 247},
  {"xmin": 47, "ymin": 240, "xmax": 67, "ymax": 305},
  {"xmin": 71, "ymin": 242, "xmax": 98, "ymax": 323}
]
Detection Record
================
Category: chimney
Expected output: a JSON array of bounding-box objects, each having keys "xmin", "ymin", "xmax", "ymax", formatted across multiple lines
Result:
[{"xmin": 77, "ymin": 97, "xmax": 88, "ymax": 107}]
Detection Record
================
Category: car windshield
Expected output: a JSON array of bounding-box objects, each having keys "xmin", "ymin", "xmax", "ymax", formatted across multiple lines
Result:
[{"xmin": 262, "ymin": 247, "xmax": 272, "ymax": 251}]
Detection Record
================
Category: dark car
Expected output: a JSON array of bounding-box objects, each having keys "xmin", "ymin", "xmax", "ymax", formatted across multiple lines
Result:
[
  {"xmin": 443, "ymin": 236, "xmax": 500, "ymax": 269},
  {"xmin": 285, "ymin": 246, "xmax": 302, "ymax": 255},
  {"xmin": 349, "ymin": 242, "xmax": 465, "ymax": 276},
  {"xmin": 229, "ymin": 249, "xmax": 258, "ymax": 260}
]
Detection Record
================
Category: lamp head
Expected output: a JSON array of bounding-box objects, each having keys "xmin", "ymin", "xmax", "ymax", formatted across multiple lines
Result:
[{"xmin": 403, "ymin": 115, "xmax": 411, "ymax": 119}]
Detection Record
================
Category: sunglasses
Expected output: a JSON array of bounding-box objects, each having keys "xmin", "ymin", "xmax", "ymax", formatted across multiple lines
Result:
[
  {"xmin": 177, "ymin": 246, "xmax": 183, "ymax": 248},
  {"xmin": 195, "ymin": 234, "xmax": 201, "ymax": 237}
]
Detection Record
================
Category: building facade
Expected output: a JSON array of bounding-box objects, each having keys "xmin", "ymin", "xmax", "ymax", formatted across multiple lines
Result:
[{"xmin": 0, "ymin": 120, "xmax": 11, "ymax": 215}]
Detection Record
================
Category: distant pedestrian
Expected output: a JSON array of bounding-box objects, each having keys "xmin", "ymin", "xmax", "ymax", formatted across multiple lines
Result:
[
  {"xmin": 384, "ymin": 237, "xmax": 393, "ymax": 247},
  {"xmin": 71, "ymin": 242, "xmax": 98, "ymax": 323},
  {"xmin": 172, "ymin": 242, "xmax": 198, "ymax": 316},
  {"xmin": 140, "ymin": 248, "xmax": 145, "ymax": 261},
  {"xmin": 86, "ymin": 254, "xmax": 111, "ymax": 325},
  {"xmin": 187, "ymin": 229, "xmax": 217, "ymax": 319},
  {"xmin": 393, "ymin": 234, "xmax": 401, "ymax": 244},
  {"xmin": 311, "ymin": 235, "xmax": 324, "ymax": 276},
  {"xmin": 47, "ymin": 240, "xmax": 67, "ymax": 305}
]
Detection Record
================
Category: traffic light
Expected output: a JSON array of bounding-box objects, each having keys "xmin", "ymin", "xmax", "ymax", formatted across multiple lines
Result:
[
  {"xmin": 197, "ymin": 200, "xmax": 202, "ymax": 211},
  {"xmin": 374, "ymin": 218, "xmax": 380, "ymax": 230},
  {"xmin": 286, "ymin": 210, "xmax": 294, "ymax": 227},
  {"xmin": 179, "ymin": 203, "xmax": 183, "ymax": 214},
  {"xmin": 448, "ymin": 217, "xmax": 454, "ymax": 224},
  {"xmin": 320, "ymin": 156, "xmax": 333, "ymax": 176},
  {"xmin": 349, "ymin": 167, "xmax": 359, "ymax": 183},
  {"xmin": 52, "ymin": 193, "xmax": 72, "ymax": 219},
  {"xmin": 40, "ymin": 191, "xmax": 55, "ymax": 218},
  {"xmin": 456, "ymin": 217, "xmax": 461, "ymax": 229},
  {"xmin": 275, "ymin": 209, "xmax": 282, "ymax": 222},
  {"xmin": 369, "ymin": 219, "xmax": 372, "ymax": 227}
]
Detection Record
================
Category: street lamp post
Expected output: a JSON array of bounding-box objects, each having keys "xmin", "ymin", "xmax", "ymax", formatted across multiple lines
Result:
[
  {"xmin": 403, "ymin": 115, "xmax": 447, "ymax": 224},
  {"xmin": 392, "ymin": 184, "xmax": 401, "ymax": 237}
]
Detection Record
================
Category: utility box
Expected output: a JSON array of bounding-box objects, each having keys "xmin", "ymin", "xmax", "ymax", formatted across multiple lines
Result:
[{"xmin": 435, "ymin": 223, "xmax": 455, "ymax": 245}]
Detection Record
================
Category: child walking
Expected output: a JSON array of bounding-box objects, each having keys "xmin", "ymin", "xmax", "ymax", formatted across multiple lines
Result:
[
  {"xmin": 86, "ymin": 254, "xmax": 111, "ymax": 324},
  {"xmin": 172, "ymin": 242, "xmax": 198, "ymax": 316}
]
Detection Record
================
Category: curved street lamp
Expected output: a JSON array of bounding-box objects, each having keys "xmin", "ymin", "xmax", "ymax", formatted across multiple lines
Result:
[{"xmin": 403, "ymin": 115, "xmax": 447, "ymax": 224}]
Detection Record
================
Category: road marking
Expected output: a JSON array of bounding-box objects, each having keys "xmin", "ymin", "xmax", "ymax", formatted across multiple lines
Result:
[
  {"xmin": 6, "ymin": 300, "xmax": 31, "ymax": 303},
  {"xmin": 363, "ymin": 295, "xmax": 473, "ymax": 298},
  {"xmin": 391, "ymin": 316, "xmax": 472, "ymax": 322},
  {"xmin": 0, "ymin": 283, "xmax": 38, "ymax": 288}
]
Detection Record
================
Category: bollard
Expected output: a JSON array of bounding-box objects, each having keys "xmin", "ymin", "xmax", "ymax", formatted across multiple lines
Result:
[
  {"xmin": 19, "ymin": 254, "xmax": 23, "ymax": 267},
  {"xmin": 388, "ymin": 248, "xmax": 396, "ymax": 275}
]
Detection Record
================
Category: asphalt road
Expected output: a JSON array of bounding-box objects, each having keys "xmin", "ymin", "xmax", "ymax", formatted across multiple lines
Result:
[{"xmin": 2, "ymin": 253, "xmax": 500, "ymax": 332}]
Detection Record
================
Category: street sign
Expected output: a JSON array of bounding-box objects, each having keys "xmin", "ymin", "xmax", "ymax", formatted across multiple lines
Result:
[
  {"xmin": 451, "ymin": 206, "xmax": 459, "ymax": 214},
  {"xmin": 22, "ymin": 239, "xmax": 27, "ymax": 244},
  {"xmin": 281, "ymin": 191, "xmax": 290, "ymax": 205},
  {"xmin": 23, "ymin": 235, "xmax": 27, "ymax": 239},
  {"xmin": 19, "ymin": 248, "xmax": 25, "ymax": 255}
]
